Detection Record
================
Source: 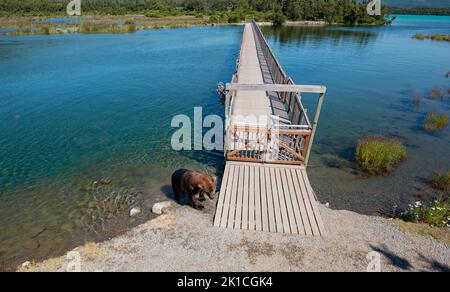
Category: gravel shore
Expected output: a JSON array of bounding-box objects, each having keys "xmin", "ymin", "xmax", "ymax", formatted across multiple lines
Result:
[{"xmin": 20, "ymin": 198, "xmax": 450, "ymax": 272}]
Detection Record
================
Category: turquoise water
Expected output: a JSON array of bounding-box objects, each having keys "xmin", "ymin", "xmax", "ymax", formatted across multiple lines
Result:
[
  {"xmin": 0, "ymin": 15, "xmax": 449, "ymax": 268},
  {"xmin": 0, "ymin": 26, "xmax": 241, "ymax": 269}
]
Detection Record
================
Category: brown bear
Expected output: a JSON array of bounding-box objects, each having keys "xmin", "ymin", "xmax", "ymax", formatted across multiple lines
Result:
[{"xmin": 171, "ymin": 169, "xmax": 217, "ymax": 210}]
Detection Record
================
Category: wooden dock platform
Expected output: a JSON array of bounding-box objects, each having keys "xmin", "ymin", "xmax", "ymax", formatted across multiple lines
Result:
[
  {"xmin": 214, "ymin": 22, "xmax": 327, "ymax": 236},
  {"xmin": 214, "ymin": 162, "xmax": 326, "ymax": 236}
]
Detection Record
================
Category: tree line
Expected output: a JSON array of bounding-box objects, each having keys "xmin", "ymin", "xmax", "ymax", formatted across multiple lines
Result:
[{"xmin": 0, "ymin": 0, "xmax": 388, "ymax": 25}]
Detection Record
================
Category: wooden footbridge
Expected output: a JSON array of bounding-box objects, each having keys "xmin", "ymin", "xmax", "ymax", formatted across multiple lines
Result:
[{"xmin": 213, "ymin": 22, "xmax": 327, "ymax": 236}]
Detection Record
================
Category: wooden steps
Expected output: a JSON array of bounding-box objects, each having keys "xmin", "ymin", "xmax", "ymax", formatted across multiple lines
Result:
[{"xmin": 214, "ymin": 162, "xmax": 326, "ymax": 236}]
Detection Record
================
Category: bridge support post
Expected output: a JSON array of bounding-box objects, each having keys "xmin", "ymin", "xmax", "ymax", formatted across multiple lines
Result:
[{"xmin": 305, "ymin": 91, "xmax": 326, "ymax": 167}]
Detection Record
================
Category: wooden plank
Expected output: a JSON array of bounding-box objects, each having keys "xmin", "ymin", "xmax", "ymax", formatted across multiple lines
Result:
[
  {"xmin": 295, "ymin": 169, "xmax": 320, "ymax": 236},
  {"xmin": 214, "ymin": 164, "xmax": 231, "ymax": 227},
  {"xmin": 234, "ymin": 165, "xmax": 244, "ymax": 229},
  {"xmin": 264, "ymin": 167, "xmax": 276, "ymax": 233},
  {"xmin": 255, "ymin": 166, "xmax": 263, "ymax": 231},
  {"xmin": 299, "ymin": 170, "xmax": 327, "ymax": 236},
  {"xmin": 284, "ymin": 168, "xmax": 305, "ymax": 234},
  {"xmin": 249, "ymin": 164, "xmax": 255, "ymax": 231},
  {"xmin": 274, "ymin": 168, "xmax": 291, "ymax": 233},
  {"xmin": 226, "ymin": 83, "xmax": 327, "ymax": 94},
  {"xmin": 242, "ymin": 165, "xmax": 250, "ymax": 230},
  {"xmin": 219, "ymin": 164, "xmax": 235, "ymax": 228},
  {"xmin": 279, "ymin": 168, "xmax": 299, "ymax": 234},
  {"xmin": 269, "ymin": 167, "xmax": 283, "ymax": 233},
  {"xmin": 225, "ymin": 165, "xmax": 239, "ymax": 229},
  {"xmin": 289, "ymin": 168, "xmax": 312, "ymax": 235}
]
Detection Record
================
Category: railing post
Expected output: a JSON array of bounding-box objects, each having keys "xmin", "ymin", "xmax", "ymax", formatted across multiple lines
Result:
[{"xmin": 305, "ymin": 91, "xmax": 326, "ymax": 167}]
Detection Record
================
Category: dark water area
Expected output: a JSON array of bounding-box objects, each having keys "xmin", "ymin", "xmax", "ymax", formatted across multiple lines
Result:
[{"xmin": 0, "ymin": 15, "xmax": 449, "ymax": 269}]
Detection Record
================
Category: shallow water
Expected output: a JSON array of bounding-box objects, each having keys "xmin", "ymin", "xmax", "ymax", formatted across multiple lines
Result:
[
  {"xmin": 0, "ymin": 26, "xmax": 241, "ymax": 269},
  {"xmin": 0, "ymin": 15, "xmax": 449, "ymax": 269}
]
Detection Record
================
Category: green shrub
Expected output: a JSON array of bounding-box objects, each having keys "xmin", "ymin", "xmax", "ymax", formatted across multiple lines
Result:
[
  {"xmin": 41, "ymin": 26, "xmax": 50, "ymax": 35},
  {"xmin": 355, "ymin": 136, "xmax": 407, "ymax": 174},
  {"xmin": 423, "ymin": 113, "xmax": 449, "ymax": 132},
  {"xmin": 401, "ymin": 199, "xmax": 450, "ymax": 228},
  {"xmin": 430, "ymin": 171, "xmax": 450, "ymax": 192},
  {"xmin": 209, "ymin": 14, "xmax": 220, "ymax": 23},
  {"xmin": 145, "ymin": 11, "xmax": 163, "ymax": 18},
  {"xmin": 269, "ymin": 10, "xmax": 286, "ymax": 26}
]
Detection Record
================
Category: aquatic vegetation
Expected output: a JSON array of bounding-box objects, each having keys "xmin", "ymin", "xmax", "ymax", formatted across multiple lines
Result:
[
  {"xmin": 411, "ymin": 94, "xmax": 422, "ymax": 108},
  {"xmin": 414, "ymin": 33, "xmax": 426, "ymax": 40},
  {"xmin": 0, "ymin": 16, "xmax": 216, "ymax": 36},
  {"xmin": 71, "ymin": 181, "xmax": 141, "ymax": 233},
  {"xmin": 323, "ymin": 154, "xmax": 353, "ymax": 170},
  {"xmin": 355, "ymin": 136, "xmax": 407, "ymax": 175},
  {"xmin": 413, "ymin": 33, "xmax": 450, "ymax": 42},
  {"xmin": 429, "ymin": 86, "xmax": 444, "ymax": 100},
  {"xmin": 429, "ymin": 171, "xmax": 450, "ymax": 192},
  {"xmin": 423, "ymin": 113, "xmax": 449, "ymax": 132},
  {"xmin": 401, "ymin": 199, "xmax": 450, "ymax": 228}
]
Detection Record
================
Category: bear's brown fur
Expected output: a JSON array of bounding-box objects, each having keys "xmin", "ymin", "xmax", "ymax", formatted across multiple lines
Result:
[{"xmin": 171, "ymin": 169, "xmax": 217, "ymax": 210}]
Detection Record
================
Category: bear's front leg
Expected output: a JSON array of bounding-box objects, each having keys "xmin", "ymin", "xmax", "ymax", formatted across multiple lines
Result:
[{"xmin": 189, "ymin": 193, "xmax": 205, "ymax": 210}]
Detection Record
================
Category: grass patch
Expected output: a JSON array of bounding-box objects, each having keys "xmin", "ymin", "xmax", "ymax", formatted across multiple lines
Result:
[
  {"xmin": 423, "ymin": 113, "xmax": 449, "ymax": 132},
  {"xmin": 355, "ymin": 136, "xmax": 407, "ymax": 175},
  {"xmin": 430, "ymin": 171, "xmax": 450, "ymax": 192},
  {"xmin": 393, "ymin": 219, "xmax": 450, "ymax": 246},
  {"xmin": 413, "ymin": 33, "xmax": 450, "ymax": 42},
  {"xmin": 401, "ymin": 199, "xmax": 450, "ymax": 228}
]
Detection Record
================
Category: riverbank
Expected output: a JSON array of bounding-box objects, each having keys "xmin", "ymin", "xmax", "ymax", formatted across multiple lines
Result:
[
  {"xmin": 18, "ymin": 198, "xmax": 450, "ymax": 272},
  {"xmin": 0, "ymin": 15, "xmax": 227, "ymax": 36},
  {"xmin": 0, "ymin": 16, "xmax": 372, "ymax": 36}
]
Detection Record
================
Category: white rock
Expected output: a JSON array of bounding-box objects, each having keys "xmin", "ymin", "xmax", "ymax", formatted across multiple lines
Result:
[
  {"xmin": 21, "ymin": 261, "xmax": 31, "ymax": 268},
  {"xmin": 129, "ymin": 207, "xmax": 141, "ymax": 217},
  {"xmin": 152, "ymin": 201, "xmax": 173, "ymax": 215},
  {"xmin": 325, "ymin": 203, "xmax": 330, "ymax": 208}
]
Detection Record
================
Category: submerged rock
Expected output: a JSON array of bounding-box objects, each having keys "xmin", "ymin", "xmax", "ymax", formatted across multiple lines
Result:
[
  {"xmin": 152, "ymin": 201, "xmax": 174, "ymax": 215},
  {"xmin": 129, "ymin": 207, "xmax": 141, "ymax": 217}
]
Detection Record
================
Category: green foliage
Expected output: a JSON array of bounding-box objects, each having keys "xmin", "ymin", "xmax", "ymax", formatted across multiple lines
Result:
[
  {"xmin": 430, "ymin": 171, "xmax": 450, "ymax": 192},
  {"xmin": 269, "ymin": 5, "xmax": 286, "ymax": 27},
  {"xmin": 401, "ymin": 199, "xmax": 450, "ymax": 228},
  {"xmin": 355, "ymin": 137, "xmax": 407, "ymax": 175},
  {"xmin": 423, "ymin": 113, "xmax": 449, "ymax": 132},
  {"xmin": 0, "ymin": 0, "xmax": 387, "ymax": 25}
]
